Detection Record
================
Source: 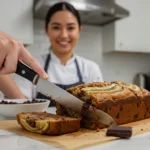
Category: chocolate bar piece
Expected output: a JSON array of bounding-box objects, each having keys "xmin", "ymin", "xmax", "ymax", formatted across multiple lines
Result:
[{"xmin": 106, "ymin": 126, "xmax": 132, "ymax": 138}]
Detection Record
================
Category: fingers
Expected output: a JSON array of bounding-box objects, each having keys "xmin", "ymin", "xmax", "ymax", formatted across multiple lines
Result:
[
  {"xmin": 0, "ymin": 51, "xmax": 18, "ymax": 74},
  {"xmin": 18, "ymin": 43, "xmax": 48, "ymax": 79},
  {"xmin": 0, "ymin": 31, "xmax": 48, "ymax": 79},
  {"xmin": 0, "ymin": 38, "xmax": 19, "ymax": 74},
  {"xmin": 0, "ymin": 39, "xmax": 7, "ymax": 69}
]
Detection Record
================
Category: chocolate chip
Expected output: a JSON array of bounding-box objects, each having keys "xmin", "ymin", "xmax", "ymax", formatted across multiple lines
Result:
[
  {"xmin": 104, "ymin": 107, "xmax": 108, "ymax": 113},
  {"xmin": 120, "ymin": 106, "xmax": 123, "ymax": 111},
  {"xmin": 86, "ymin": 99, "xmax": 92, "ymax": 105},
  {"xmin": 144, "ymin": 112, "xmax": 147, "ymax": 118},
  {"xmin": 146, "ymin": 107, "xmax": 149, "ymax": 111},
  {"xmin": 0, "ymin": 99, "xmax": 46, "ymax": 104},
  {"xmin": 137, "ymin": 103, "xmax": 140, "ymax": 107},
  {"xmin": 116, "ymin": 113, "xmax": 120, "ymax": 119},
  {"xmin": 134, "ymin": 114, "xmax": 138, "ymax": 120}
]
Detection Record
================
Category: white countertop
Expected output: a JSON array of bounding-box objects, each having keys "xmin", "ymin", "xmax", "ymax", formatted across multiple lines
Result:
[{"xmin": 0, "ymin": 107, "xmax": 150, "ymax": 150}]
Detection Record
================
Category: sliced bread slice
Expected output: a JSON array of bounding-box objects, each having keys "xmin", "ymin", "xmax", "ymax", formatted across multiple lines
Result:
[{"xmin": 17, "ymin": 112, "xmax": 81, "ymax": 135}]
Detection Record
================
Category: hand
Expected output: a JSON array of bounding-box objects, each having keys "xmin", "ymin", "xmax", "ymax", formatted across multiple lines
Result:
[{"xmin": 0, "ymin": 31, "xmax": 48, "ymax": 79}]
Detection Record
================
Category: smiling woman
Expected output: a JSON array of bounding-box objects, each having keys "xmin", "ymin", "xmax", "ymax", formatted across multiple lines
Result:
[
  {"xmin": 12, "ymin": 2, "xmax": 103, "ymax": 106},
  {"xmin": 45, "ymin": 2, "xmax": 82, "ymax": 59}
]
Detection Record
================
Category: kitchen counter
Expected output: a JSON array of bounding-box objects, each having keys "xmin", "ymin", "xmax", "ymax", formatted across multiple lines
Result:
[
  {"xmin": 0, "ymin": 129, "xmax": 60, "ymax": 150},
  {"xmin": 0, "ymin": 107, "xmax": 150, "ymax": 150},
  {"xmin": 1, "ymin": 127, "xmax": 150, "ymax": 150}
]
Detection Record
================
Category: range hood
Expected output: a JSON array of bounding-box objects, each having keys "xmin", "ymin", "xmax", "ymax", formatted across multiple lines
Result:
[{"xmin": 34, "ymin": 0, "xmax": 129, "ymax": 26}]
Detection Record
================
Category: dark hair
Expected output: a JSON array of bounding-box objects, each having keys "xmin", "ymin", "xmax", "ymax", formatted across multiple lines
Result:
[{"xmin": 45, "ymin": 2, "xmax": 81, "ymax": 30}]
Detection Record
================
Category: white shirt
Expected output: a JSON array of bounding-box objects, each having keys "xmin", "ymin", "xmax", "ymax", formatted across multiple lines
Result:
[{"xmin": 12, "ymin": 51, "xmax": 103, "ymax": 98}]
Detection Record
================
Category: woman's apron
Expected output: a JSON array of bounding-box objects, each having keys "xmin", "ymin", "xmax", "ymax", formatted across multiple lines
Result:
[{"xmin": 36, "ymin": 54, "xmax": 84, "ymax": 106}]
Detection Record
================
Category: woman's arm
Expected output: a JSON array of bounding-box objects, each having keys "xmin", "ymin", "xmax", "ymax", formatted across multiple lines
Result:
[{"xmin": 0, "ymin": 75, "xmax": 25, "ymax": 99}]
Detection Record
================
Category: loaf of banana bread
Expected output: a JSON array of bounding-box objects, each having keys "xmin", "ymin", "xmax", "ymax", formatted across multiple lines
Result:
[
  {"xmin": 55, "ymin": 81, "xmax": 150, "ymax": 129},
  {"xmin": 17, "ymin": 112, "xmax": 81, "ymax": 135}
]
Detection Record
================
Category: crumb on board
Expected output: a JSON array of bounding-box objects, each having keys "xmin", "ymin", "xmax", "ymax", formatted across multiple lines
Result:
[{"xmin": 96, "ymin": 128, "xmax": 100, "ymax": 132}]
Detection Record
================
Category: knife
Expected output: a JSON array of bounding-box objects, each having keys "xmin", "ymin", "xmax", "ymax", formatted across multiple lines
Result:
[{"xmin": 15, "ymin": 61, "xmax": 117, "ymax": 126}]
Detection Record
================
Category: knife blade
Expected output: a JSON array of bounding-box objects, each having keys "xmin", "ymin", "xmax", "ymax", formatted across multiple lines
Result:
[{"xmin": 15, "ymin": 61, "xmax": 117, "ymax": 126}]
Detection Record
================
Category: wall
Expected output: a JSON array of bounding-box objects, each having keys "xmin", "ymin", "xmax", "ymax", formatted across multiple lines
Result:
[{"xmin": 27, "ymin": 19, "xmax": 150, "ymax": 84}]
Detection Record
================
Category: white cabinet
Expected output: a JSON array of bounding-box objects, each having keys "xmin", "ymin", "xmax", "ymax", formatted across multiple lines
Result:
[
  {"xmin": 103, "ymin": 0, "xmax": 150, "ymax": 53},
  {"xmin": 0, "ymin": 0, "xmax": 33, "ymax": 45}
]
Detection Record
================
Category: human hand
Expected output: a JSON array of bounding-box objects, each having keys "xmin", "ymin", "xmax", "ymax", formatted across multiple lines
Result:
[{"xmin": 0, "ymin": 31, "xmax": 48, "ymax": 79}]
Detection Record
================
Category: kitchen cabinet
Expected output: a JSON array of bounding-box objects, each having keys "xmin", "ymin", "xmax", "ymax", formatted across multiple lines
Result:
[
  {"xmin": 103, "ymin": 0, "xmax": 150, "ymax": 53},
  {"xmin": 0, "ymin": 0, "xmax": 33, "ymax": 45}
]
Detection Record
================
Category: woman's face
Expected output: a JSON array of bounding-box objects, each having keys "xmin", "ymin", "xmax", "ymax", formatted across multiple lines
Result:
[{"xmin": 46, "ymin": 10, "xmax": 81, "ymax": 55}]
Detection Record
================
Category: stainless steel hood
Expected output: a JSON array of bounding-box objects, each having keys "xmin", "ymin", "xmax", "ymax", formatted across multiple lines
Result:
[{"xmin": 34, "ymin": 0, "xmax": 129, "ymax": 26}]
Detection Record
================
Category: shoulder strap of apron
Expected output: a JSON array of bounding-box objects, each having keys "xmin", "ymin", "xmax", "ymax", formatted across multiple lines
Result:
[
  {"xmin": 74, "ymin": 58, "xmax": 83, "ymax": 82},
  {"xmin": 44, "ymin": 53, "xmax": 51, "ymax": 73}
]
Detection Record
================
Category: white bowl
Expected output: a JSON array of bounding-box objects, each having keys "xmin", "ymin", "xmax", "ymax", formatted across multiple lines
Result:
[{"xmin": 0, "ymin": 99, "xmax": 50, "ymax": 119}]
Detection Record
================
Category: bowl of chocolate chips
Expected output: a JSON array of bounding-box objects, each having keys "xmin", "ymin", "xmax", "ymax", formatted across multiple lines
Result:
[{"xmin": 0, "ymin": 99, "xmax": 50, "ymax": 119}]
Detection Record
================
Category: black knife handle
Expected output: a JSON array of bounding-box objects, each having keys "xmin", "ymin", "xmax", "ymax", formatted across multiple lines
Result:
[{"xmin": 16, "ymin": 61, "xmax": 38, "ymax": 84}]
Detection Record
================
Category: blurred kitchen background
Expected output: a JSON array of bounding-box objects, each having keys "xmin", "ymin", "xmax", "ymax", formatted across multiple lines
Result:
[{"xmin": 0, "ymin": 0, "xmax": 150, "ymax": 97}]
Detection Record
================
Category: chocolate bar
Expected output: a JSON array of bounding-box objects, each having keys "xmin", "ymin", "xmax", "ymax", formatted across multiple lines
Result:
[{"xmin": 106, "ymin": 126, "xmax": 132, "ymax": 138}]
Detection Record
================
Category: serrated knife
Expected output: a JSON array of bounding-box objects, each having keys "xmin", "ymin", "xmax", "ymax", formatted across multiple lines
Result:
[{"xmin": 15, "ymin": 61, "xmax": 117, "ymax": 126}]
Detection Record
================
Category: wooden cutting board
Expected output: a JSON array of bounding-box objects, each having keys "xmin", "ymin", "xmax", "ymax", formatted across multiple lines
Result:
[{"xmin": 0, "ymin": 119, "xmax": 150, "ymax": 150}]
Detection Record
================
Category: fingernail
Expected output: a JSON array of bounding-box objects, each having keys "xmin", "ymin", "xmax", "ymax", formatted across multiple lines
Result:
[{"xmin": 43, "ymin": 73, "xmax": 48, "ymax": 79}]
